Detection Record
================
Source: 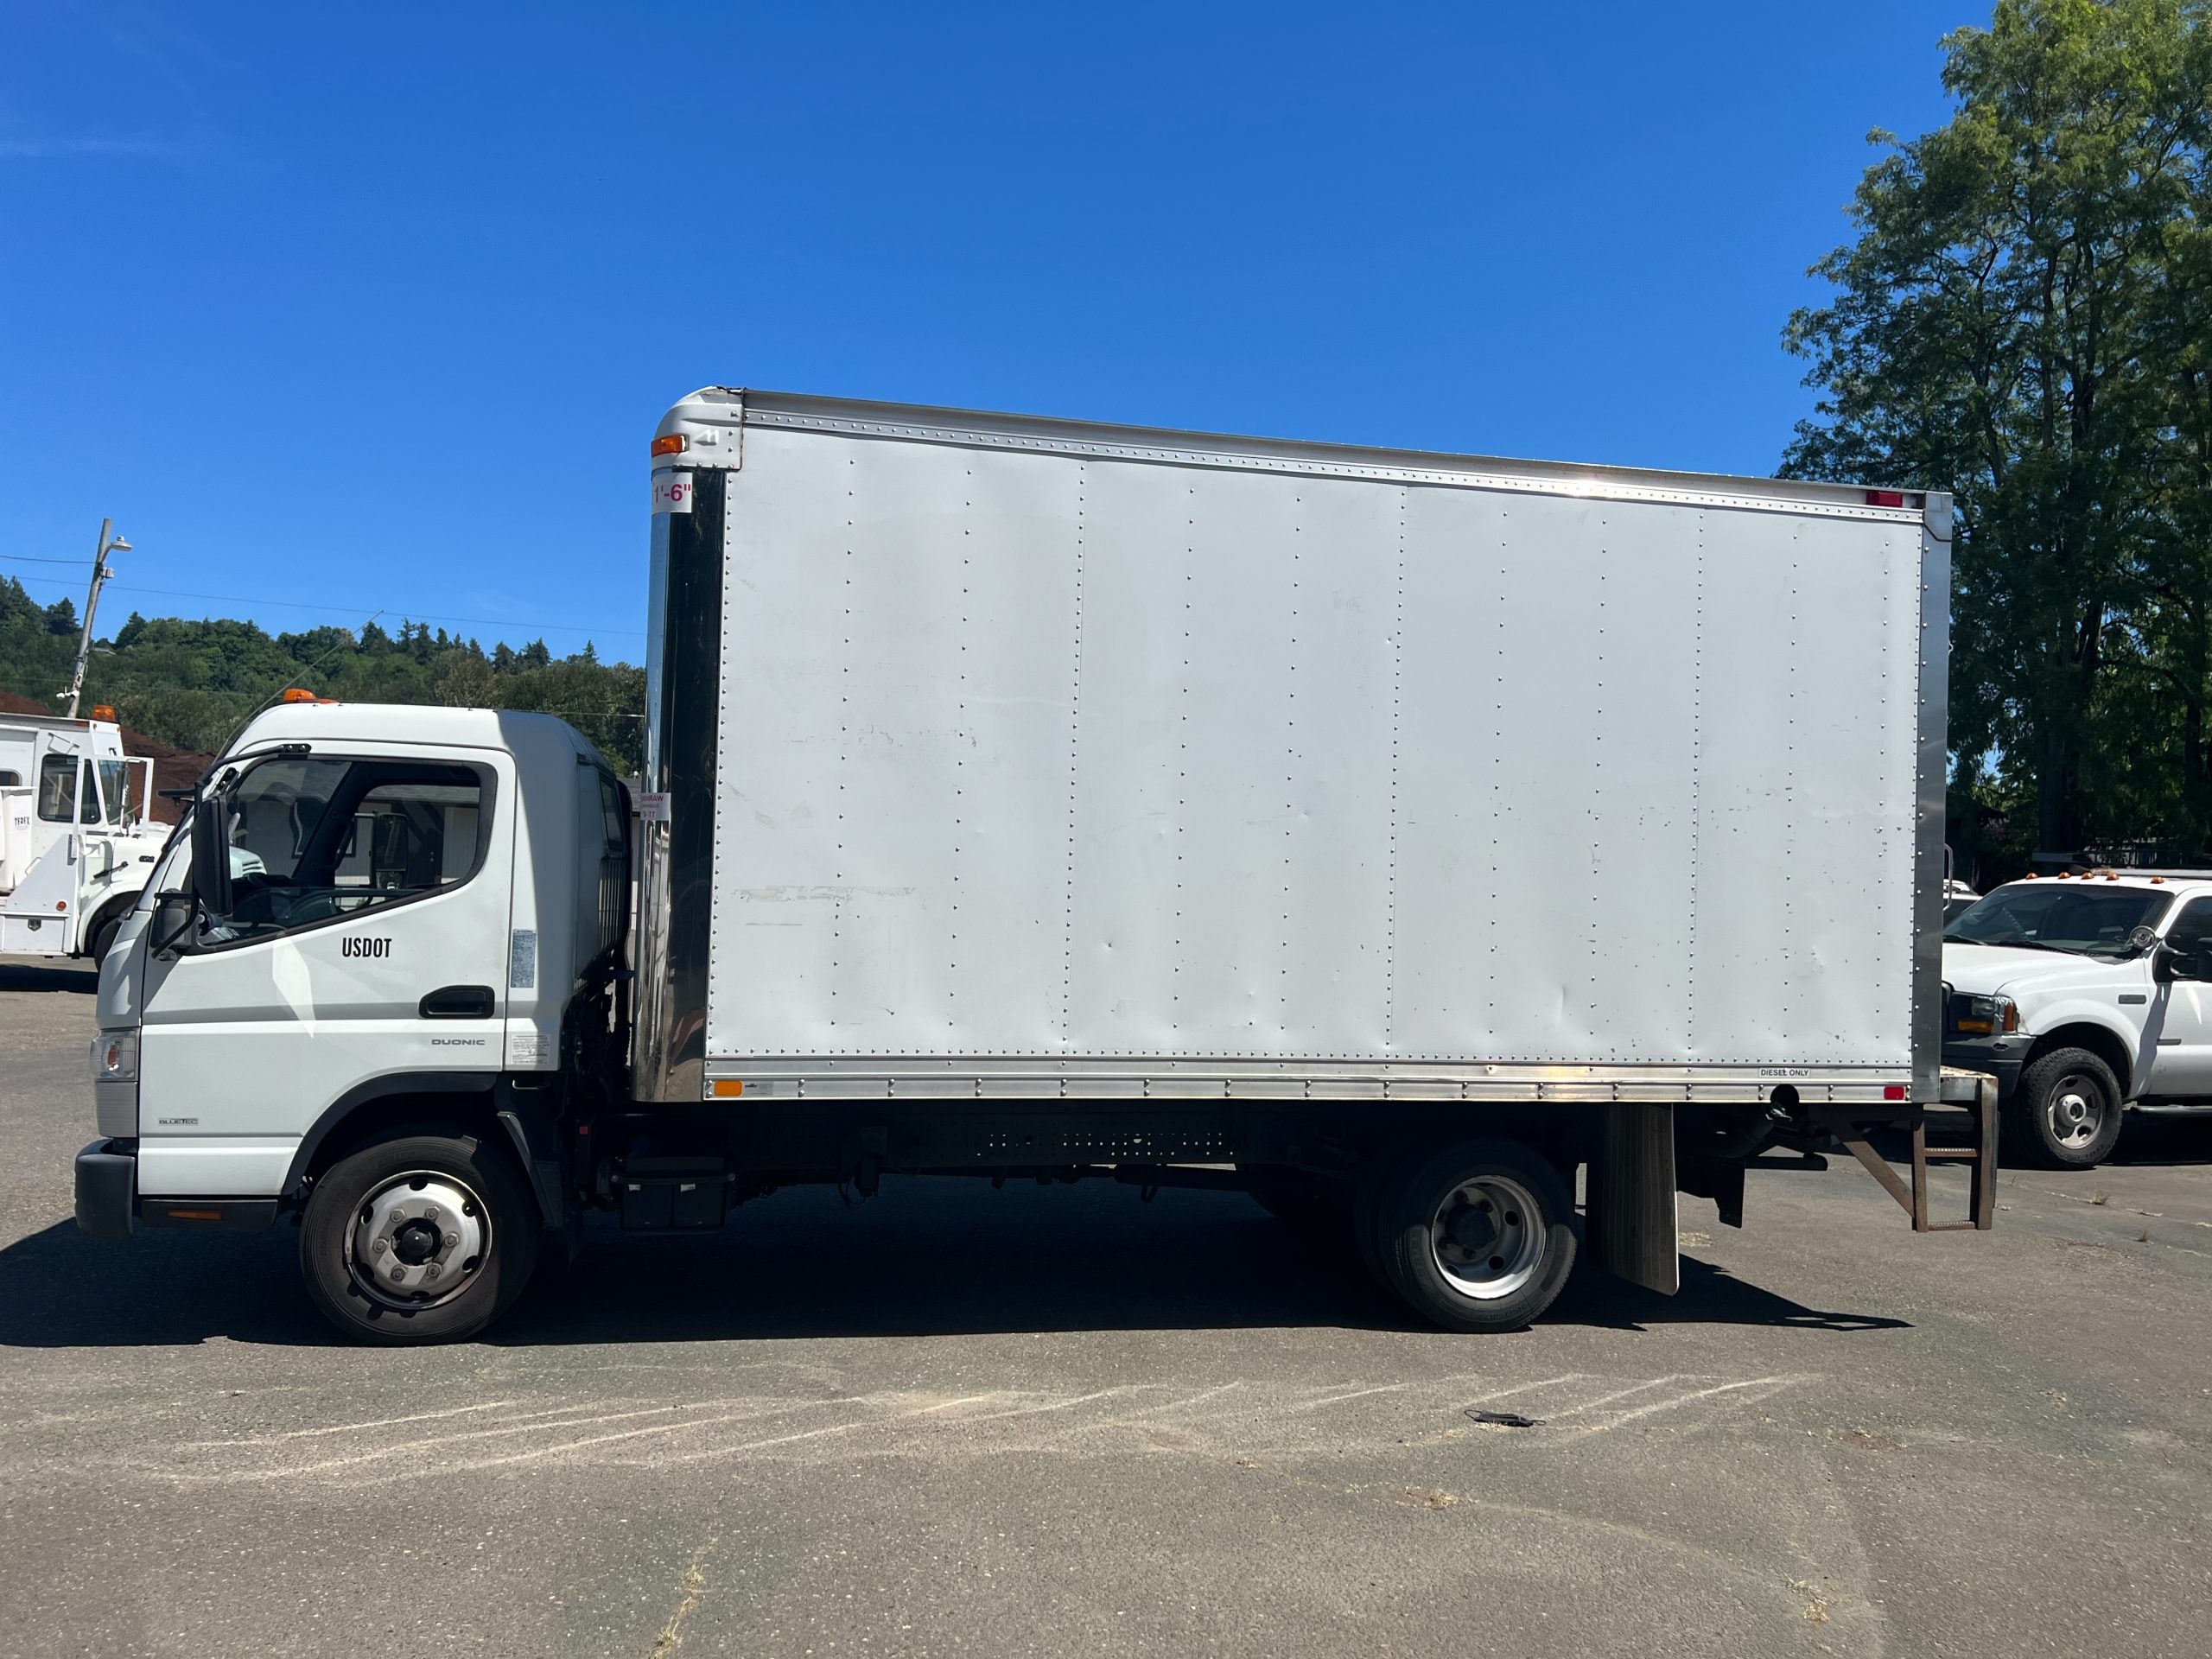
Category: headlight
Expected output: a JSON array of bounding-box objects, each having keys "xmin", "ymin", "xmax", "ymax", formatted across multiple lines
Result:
[
  {"xmin": 1946, "ymin": 993, "xmax": 2019, "ymax": 1036},
  {"xmin": 90, "ymin": 1028, "xmax": 138, "ymax": 1082}
]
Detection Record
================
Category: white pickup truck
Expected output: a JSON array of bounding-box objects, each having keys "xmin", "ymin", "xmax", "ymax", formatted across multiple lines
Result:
[{"xmin": 1942, "ymin": 871, "xmax": 2212, "ymax": 1166}]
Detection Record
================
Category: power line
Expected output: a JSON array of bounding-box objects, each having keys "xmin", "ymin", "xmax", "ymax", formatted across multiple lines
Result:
[
  {"xmin": 1, "ymin": 566, "xmax": 645, "ymax": 639},
  {"xmin": 0, "ymin": 551, "xmax": 92, "ymax": 565}
]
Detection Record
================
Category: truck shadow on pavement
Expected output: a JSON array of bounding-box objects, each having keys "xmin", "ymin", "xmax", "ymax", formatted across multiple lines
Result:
[
  {"xmin": 2111, "ymin": 1116, "xmax": 2212, "ymax": 1166},
  {"xmin": 0, "ymin": 1180, "xmax": 1909, "ymax": 1347},
  {"xmin": 0, "ymin": 961, "xmax": 99, "ymax": 995}
]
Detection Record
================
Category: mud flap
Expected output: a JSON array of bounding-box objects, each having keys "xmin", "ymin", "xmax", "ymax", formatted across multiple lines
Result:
[{"xmin": 1589, "ymin": 1103, "xmax": 1679, "ymax": 1294}]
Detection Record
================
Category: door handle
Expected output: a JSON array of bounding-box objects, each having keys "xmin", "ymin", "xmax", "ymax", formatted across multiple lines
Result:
[{"xmin": 420, "ymin": 984, "xmax": 496, "ymax": 1020}]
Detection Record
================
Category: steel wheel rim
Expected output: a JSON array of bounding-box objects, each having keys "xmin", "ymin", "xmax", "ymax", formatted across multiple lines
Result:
[
  {"xmin": 1428, "ymin": 1174, "xmax": 1545, "ymax": 1300},
  {"xmin": 346, "ymin": 1171, "xmax": 490, "ymax": 1311},
  {"xmin": 2046, "ymin": 1076, "xmax": 2107, "ymax": 1150}
]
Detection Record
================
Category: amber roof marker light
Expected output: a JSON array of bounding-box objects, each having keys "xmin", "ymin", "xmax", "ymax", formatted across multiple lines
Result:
[{"xmin": 652, "ymin": 434, "xmax": 687, "ymax": 458}]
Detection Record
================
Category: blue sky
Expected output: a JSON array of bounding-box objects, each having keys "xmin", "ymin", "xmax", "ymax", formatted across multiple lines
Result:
[{"xmin": 1, "ymin": 2, "xmax": 1967, "ymax": 661}]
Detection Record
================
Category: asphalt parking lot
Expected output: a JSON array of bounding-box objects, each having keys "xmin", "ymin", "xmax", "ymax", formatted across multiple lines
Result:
[{"xmin": 3, "ymin": 957, "xmax": 2209, "ymax": 1658}]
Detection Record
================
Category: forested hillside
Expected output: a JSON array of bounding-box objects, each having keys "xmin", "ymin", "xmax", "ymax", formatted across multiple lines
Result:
[{"xmin": 0, "ymin": 575, "xmax": 645, "ymax": 773}]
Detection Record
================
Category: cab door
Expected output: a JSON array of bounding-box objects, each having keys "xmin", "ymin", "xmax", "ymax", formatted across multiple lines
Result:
[{"xmin": 135, "ymin": 741, "xmax": 516, "ymax": 1198}]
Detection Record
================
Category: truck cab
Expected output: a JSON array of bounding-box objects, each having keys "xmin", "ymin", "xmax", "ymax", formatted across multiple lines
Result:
[
  {"xmin": 1942, "ymin": 871, "xmax": 2212, "ymax": 1166},
  {"xmin": 0, "ymin": 710, "xmax": 166, "ymax": 963},
  {"xmin": 76, "ymin": 700, "xmax": 628, "ymax": 1338}
]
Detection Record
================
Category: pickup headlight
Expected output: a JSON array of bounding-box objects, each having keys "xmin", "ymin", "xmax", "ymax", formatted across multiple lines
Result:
[
  {"xmin": 91, "ymin": 1028, "xmax": 138, "ymax": 1082},
  {"xmin": 1946, "ymin": 993, "xmax": 2020, "ymax": 1036}
]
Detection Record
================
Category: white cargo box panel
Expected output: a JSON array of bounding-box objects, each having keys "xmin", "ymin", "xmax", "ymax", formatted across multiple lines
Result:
[{"xmin": 651, "ymin": 391, "xmax": 1945, "ymax": 1102}]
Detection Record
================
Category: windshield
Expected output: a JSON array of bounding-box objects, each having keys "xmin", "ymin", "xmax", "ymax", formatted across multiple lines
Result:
[
  {"xmin": 96, "ymin": 758, "xmax": 130, "ymax": 825},
  {"xmin": 1945, "ymin": 884, "xmax": 2172, "ymax": 956}
]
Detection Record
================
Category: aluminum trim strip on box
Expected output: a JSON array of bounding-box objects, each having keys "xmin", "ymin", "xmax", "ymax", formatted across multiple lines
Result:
[
  {"xmin": 671, "ymin": 387, "xmax": 1923, "ymax": 522},
  {"xmin": 1910, "ymin": 505, "xmax": 1955, "ymax": 1101}
]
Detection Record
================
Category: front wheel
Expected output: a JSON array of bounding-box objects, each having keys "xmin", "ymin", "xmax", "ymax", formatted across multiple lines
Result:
[
  {"xmin": 1373, "ymin": 1138, "xmax": 1578, "ymax": 1332},
  {"xmin": 86, "ymin": 903, "xmax": 130, "ymax": 968},
  {"xmin": 2003, "ymin": 1047, "xmax": 2124, "ymax": 1169},
  {"xmin": 299, "ymin": 1132, "xmax": 538, "ymax": 1344}
]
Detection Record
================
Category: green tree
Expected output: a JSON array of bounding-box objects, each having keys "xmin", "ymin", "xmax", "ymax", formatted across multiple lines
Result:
[{"xmin": 1783, "ymin": 0, "xmax": 2212, "ymax": 864}]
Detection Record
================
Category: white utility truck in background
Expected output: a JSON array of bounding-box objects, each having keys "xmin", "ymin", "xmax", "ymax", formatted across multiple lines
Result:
[
  {"xmin": 2, "ymin": 709, "xmax": 165, "ymax": 964},
  {"xmin": 74, "ymin": 389, "xmax": 1993, "ymax": 1343},
  {"xmin": 1942, "ymin": 871, "xmax": 2212, "ymax": 1167}
]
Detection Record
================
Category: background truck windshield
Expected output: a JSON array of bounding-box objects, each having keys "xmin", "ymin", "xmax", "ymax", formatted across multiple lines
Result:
[
  {"xmin": 95, "ymin": 758, "xmax": 130, "ymax": 824},
  {"xmin": 1946, "ymin": 884, "xmax": 2172, "ymax": 955}
]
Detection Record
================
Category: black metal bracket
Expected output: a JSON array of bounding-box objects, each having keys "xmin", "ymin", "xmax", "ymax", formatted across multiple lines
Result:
[{"xmin": 1808, "ymin": 1076, "xmax": 1997, "ymax": 1233}]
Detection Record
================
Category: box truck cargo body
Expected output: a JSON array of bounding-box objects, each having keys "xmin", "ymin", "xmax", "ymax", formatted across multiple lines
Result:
[
  {"xmin": 639, "ymin": 391, "xmax": 1944, "ymax": 1103},
  {"xmin": 75, "ymin": 389, "xmax": 1993, "ymax": 1344}
]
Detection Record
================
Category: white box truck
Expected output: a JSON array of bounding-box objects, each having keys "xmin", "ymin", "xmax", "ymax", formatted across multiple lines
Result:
[{"xmin": 74, "ymin": 388, "xmax": 1993, "ymax": 1343}]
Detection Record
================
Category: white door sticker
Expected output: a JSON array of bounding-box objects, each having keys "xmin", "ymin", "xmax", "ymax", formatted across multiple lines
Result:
[
  {"xmin": 652, "ymin": 472, "xmax": 695, "ymax": 514},
  {"xmin": 636, "ymin": 791, "xmax": 671, "ymax": 823}
]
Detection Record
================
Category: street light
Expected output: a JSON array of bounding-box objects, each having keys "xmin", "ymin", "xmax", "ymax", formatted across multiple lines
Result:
[{"xmin": 63, "ymin": 518, "xmax": 130, "ymax": 719}]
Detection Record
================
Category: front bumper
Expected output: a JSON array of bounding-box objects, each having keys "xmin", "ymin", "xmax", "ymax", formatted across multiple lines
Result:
[
  {"xmin": 1940, "ymin": 1033, "xmax": 2034, "ymax": 1100},
  {"xmin": 74, "ymin": 1139, "xmax": 136, "ymax": 1239},
  {"xmin": 73, "ymin": 1141, "xmax": 282, "ymax": 1236}
]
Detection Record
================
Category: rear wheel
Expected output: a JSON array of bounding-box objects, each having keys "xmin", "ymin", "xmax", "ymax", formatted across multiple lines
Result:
[
  {"xmin": 300, "ymin": 1132, "xmax": 538, "ymax": 1344},
  {"xmin": 1373, "ymin": 1138, "xmax": 1578, "ymax": 1332},
  {"xmin": 2004, "ymin": 1047, "xmax": 2124, "ymax": 1169}
]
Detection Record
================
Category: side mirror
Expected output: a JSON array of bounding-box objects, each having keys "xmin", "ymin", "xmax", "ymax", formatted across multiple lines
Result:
[
  {"xmin": 188, "ymin": 787, "xmax": 233, "ymax": 921},
  {"xmin": 2153, "ymin": 943, "xmax": 2182, "ymax": 983},
  {"xmin": 149, "ymin": 891, "xmax": 195, "ymax": 957}
]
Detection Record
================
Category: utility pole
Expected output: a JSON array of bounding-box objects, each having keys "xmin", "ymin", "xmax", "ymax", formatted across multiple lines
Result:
[{"xmin": 63, "ymin": 518, "xmax": 130, "ymax": 719}]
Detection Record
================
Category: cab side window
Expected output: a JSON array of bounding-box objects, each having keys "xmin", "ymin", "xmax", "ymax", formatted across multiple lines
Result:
[
  {"xmin": 0, "ymin": 769, "xmax": 21, "ymax": 786},
  {"xmin": 213, "ymin": 757, "xmax": 491, "ymax": 943},
  {"xmin": 36, "ymin": 753, "xmax": 97, "ymax": 823},
  {"xmin": 2166, "ymin": 899, "xmax": 2212, "ymax": 975}
]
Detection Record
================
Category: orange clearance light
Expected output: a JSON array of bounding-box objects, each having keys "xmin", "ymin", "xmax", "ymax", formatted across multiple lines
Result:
[
  {"xmin": 652, "ymin": 434, "xmax": 687, "ymax": 458},
  {"xmin": 2152, "ymin": 876, "xmax": 2167, "ymax": 884},
  {"xmin": 282, "ymin": 688, "xmax": 319, "ymax": 703},
  {"xmin": 709, "ymin": 1079, "xmax": 745, "ymax": 1098},
  {"xmin": 91, "ymin": 703, "xmax": 116, "ymax": 721}
]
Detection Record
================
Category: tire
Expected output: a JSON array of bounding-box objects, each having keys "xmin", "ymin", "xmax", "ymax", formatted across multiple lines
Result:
[
  {"xmin": 2002, "ymin": 1047, "xmax": 2124, "ymax": 1170},
  {"xmin": 1238, "ymin": 1163, "xmax": 1352, "ymax": 1235},
  {"xmin": 87, "ymin": 906, "xmax": 127, "ymax": 969},
  {"xmin": 1351, "ymin": 1141, "xmax": 1415, "ymax": 1290},
  {"xmin": 1372, "ymin": 1137, "xmax": 1578, "ymax": 1332},
  {"xmin": 299, "ymin": 1132, "xmax": 539, "ymax": 1344}
]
